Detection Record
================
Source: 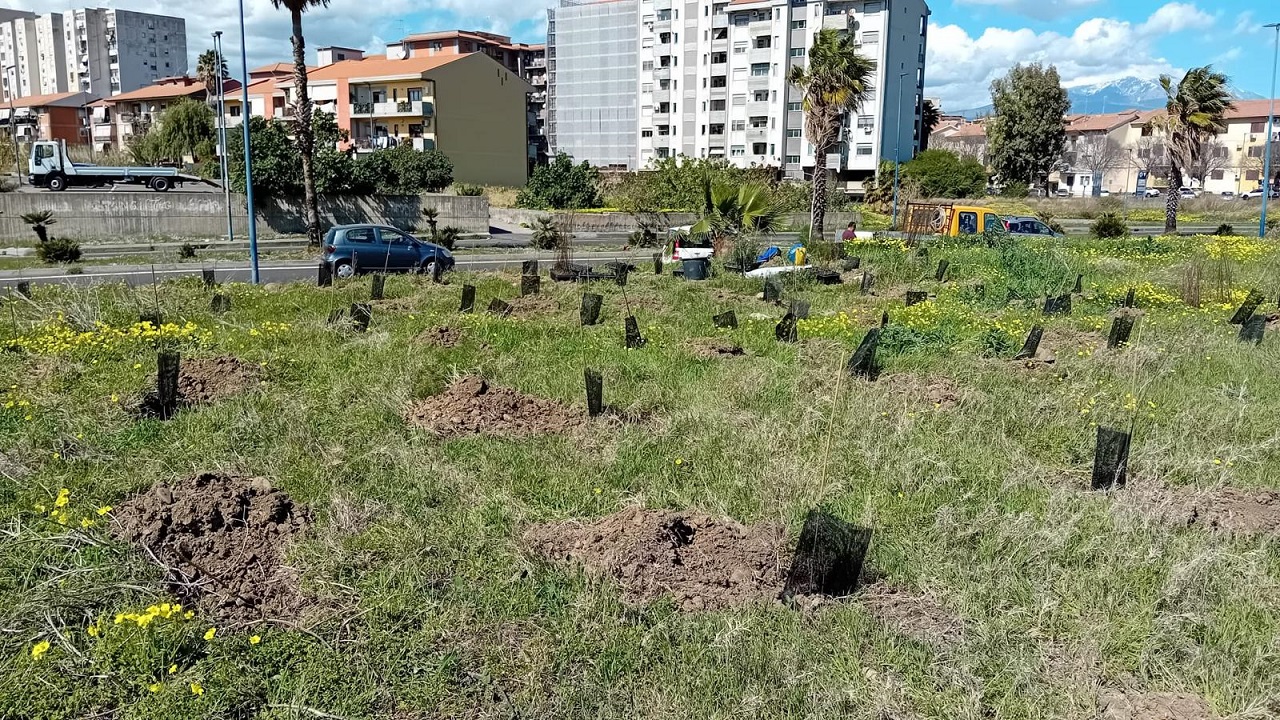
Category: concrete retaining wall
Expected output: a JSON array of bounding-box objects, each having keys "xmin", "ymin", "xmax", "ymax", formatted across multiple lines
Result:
[
  {"xmin": 0, "ymin": 191, "xmax": 488, "ymax": 241},
  {"xmin": 491, "ymin": 207, "xmax": 863, "ymax": 236}
]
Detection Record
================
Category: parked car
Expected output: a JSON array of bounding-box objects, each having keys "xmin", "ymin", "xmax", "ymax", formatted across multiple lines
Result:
[
  {"xmin": 1055, "ymin": 188, "xmax": 1071, "ymax": 198},
  {"xmin": 1240, "ymin": 187, "xmax": 1279, "ymax": 200},
  {"xmin": 1004, "ymin": 216, "xmax": 1065, "ymax": 238},
  {"xmin": 1221, "ymin": 191, "xmax": 1237, "ymax": 198},
  {"xmin": 662, "ymin": 225, "xmax": 714, "ymax": 265},
  {"xmin": 322, "ymin": 224, "xmax": 454, "ymax": 279},
  {"xmin": 1178, "ymin": 187, "xmax": 1199, "ymax": 199},
  {"xmin": 1143, "ymin": 187, "xmax": 1164, "ymax": 198}
]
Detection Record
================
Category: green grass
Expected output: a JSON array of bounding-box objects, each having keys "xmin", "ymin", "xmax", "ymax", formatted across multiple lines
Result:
[{"xmin": 1, "ymin": 234, "xmax": 1279, "ymax": 719}]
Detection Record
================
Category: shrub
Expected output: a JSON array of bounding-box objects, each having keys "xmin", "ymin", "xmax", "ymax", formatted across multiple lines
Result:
[
  {"xmin": 628, "ymin": 220, "xmax": 662, "ymax": 248},
  {"xmin": 435, "ymin": 226, "xmax": 461, "ymax": 250},
  {"xmin": 530, "ymin": 216, "xmax": 562, "ymax": 250},
  {"xmin": 20, "ymin": 210, "xmax": 55, "ymax": 243},
  {"xmin": 178, "ymin": 243, "xmax": 198, "ymax": 259},
  {"xmin": 1215, "ymin": 223, "xmax": 1235, "ymax": 236},
  {"xmin": 453, "ymin": 184, "xmax": 484, "ymax": 196},
  {"xmin": 1090, "ymin": 212, "xmax": 1128, "ymax": 239},
  {"xmin": 901, "ymin": 149, "xmax": 987, "ymax": 199},
  {"xmin": 36, "ymin": 237, "xmax": 82, "ymax": 264},
  {"xmin": 516, "ymin": 153, "xmax": 601, "ymax": 210},
  {"xmin": 1000, "ymin": 181, "xmax": 1030, "ymax": 198}
]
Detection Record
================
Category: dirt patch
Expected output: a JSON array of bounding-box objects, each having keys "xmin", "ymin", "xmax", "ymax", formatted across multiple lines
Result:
[
  {"xmin": 404, "ymin": 376, "xmax": 583, "ymax": 440},
  {"xmin": 881, "ymin": 373, "xmax": 963, "ymax": 409},
  {"xmin": 524, "ymin": 506, "xmax": 789, "ymax": 611},
  {"xmin": 1128, "ymin": 481, "xmax": 1280, "ymax": 538},
  {"xmin": 687, "ymin": 338, "xmax": 747, "ymax": 359},
  {"xmin": 178, "ymin": 356, "xmax": 262, "ymax": 405},
  {"xmin": 860, "ymin": 584, "xmax": 964, "ymax": 646},
  {"xmin": 414, "ymin": 325, "xmax": 463, "ymax": 348},
  {"xmin": 1044, "ymin": 326, "xmax": 1106, "ymax": 354},
  {"xmin": 507, "ymin": 294, "xmax": 559, "ymax": 317},
  {"xmin": 111, "ymin": 473, "xmax": 312, "ymax": 622},
  {"xmin": 1098, "ymin": 689, "xmax": 1217, "ymax": 720}
]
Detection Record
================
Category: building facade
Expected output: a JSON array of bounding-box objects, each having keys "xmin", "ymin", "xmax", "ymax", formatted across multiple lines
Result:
[
  {"xmin": 547, "ymin": 0, "xmax": 929, "ymax": 187},
  {"xmin": 0, "ymin": 8, "xmax": 186, "ymax": 102},
  {"xmin": 88, "ymin": 76, "xmax": 237, "ymax": 152},
  {"xmin": 0, "ymin": 91, "xmax": 96, "ymax": 144}
]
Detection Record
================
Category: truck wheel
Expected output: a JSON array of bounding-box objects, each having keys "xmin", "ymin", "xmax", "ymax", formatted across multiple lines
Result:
[
  {"xmin": 150, "ymin": 177, "xmax": 172, "ymax": 192},
  {"xmin": 47, "ymin": 175, "xmax": 68, "ymax": 192}
]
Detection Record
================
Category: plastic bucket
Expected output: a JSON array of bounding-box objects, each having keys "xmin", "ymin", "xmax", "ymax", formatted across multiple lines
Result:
[{"xmin": 682, "ymin": 258, "xmax": 711, "ymax": 280}]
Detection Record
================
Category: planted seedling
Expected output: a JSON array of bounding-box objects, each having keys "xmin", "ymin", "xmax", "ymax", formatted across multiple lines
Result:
[
  {"xmin": 625, "ymin": 316, "xmax": 646, "ymax": 348},
  {"xmin": 581, "ymin": 293, "xmax": 603, "ymax": 326},
  {"xmin": 783, "ymin": 509, "xmax": 872, "ymax": 598},
  {"xmin": 712, "ymin": 310, "xmax": 738, "ymax": 329},
  {"xmin": 1091, "ymin": 426, "xmax": 1131, "ymax": 490},
  {"xmin": 1239, "ymin": 314, "xmax": 1265, "ymax": 345},
  {"xmin": 350, "ymin": 303, "xmax": 372, "ymax": 332},
  {"xmin": 775, "ymin": 313, "xmax": 798, "ymax": 343},
  {"xmin": 1229, "ymin": 289, "xmax": 1265, "ymax": 326},
  {"xmin": 584, "ymin": 369, "xmax": 604, "ymax": 417},
  {"xmin": 370, "ymin": 275, "xmax": 386, "ymax": 301},
  {"xmin": 521, "ymin": 274, "xmax": 541, "ymax": 297},
  {"xmin": 460, "ymin": 284, "xmax": 476, "ymax": 313},
  {"xmin": 935, "ymin": 259, "xmax": 949, "ymax": 283},
  {"xmin": 847, "ymin": 328, "xmax": 881, "ymax": 379},
  {"xmin": 156, "ymin": 351, "xmax": 181, "ymax": 420},
  {"xmin": 210, "ymin": 294, "xmax": 231, "ymax": 313},
  {"xmin": 1014, "ymin": 326, "xmax": 1044, "ymax": 360},
  {"xmin": 1108, "ymin": 315, "xmax": 1136, "ymax": 349},
  {"xmin": 318, "ymin": 262, "xmax": 333, "ymax": 287},
  {"xmin": 202, "ymin": 268, "xmax": 217, "ymax": 289},
  {"xmin": 859, "ymin": 271, "xmax": 875, "ymax": 294},
  {"xmin": 764, "ymin": 277, "xmax": 782, "ymax": 303},
  {"xmin": 905, "ymin": 291, "xmax": 927, "ymax": 307},
  {"xmin": 487, "ymin": 298, "xmax": 513, "ymax": 317}
]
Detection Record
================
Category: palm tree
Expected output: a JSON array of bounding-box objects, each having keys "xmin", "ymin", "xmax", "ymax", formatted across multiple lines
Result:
[
  {"xmin": 690, "ymin": 179, "xmax": 785, "ymax": 259},
  {"xmin": 20, "ymin": 210, "xmax": 55, "ymax": 243},
  {"xmin": 1150, "ymin": 66, "xmax": 1233, "ymax": 233},
  {"xmin": 271, "ymin": 0, "xmax": 330, "ymax": 246},
  {"xmin": 920, "ymin": 99, "xmax": 941, "ymax": 150},
  {"xmin": 195, "ymin": 49, "xmax": 227, "ymax": 100},
  {"xmin": 788, "ymin": 28, "xmax": 876, "ymax": 243}
]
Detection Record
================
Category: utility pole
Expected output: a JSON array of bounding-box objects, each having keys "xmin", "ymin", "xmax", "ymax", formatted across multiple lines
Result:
[
  {"xmin": 1261, "ymin": 22, "xmax": 1279, "ymax": 238},
  {"xmin": 213, "ymin": 31, "xmax": 234, "ymax": 244},
  {"xmin": 892, "ymin": 71, "xmax": 908, "ymax": 231},
  {"xmin": 237, "ymin": 0, "xmax": 260, "ymax": 283},
  {"xmin": 5, "ymin": 66, "xmax": 21, "ymax": 186}
]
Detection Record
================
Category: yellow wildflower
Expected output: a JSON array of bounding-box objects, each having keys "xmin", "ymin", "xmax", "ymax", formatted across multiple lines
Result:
[
  {"xmin": 80, "ymin": 518, "xmax": 95, "ymax": 528},
  {"xmin": 249, "ymin": 635, "xmax": 261, "ymax": 645},
  {"xmin": 203, "ymin": 627, "xmax": 216, "ymax": 641},
  {"xmin": 190, "ymin": 682, "xmax": 204, "ymax": 696},
  {"xmin": 54, "ymin": 488, "xmax": 70, "ymax": 508},
  {"xmin": 96, "ymin": 506, "xmax": 112, "ymax": 516},
  {"xmin": 168, "ymin": 664, "xmax": 178, "ymax": 674},
  {"xmin": 30, "ymin": 640, "xmax": 51, "ymax": 660},
  {"xmin": 184, "ymin": 610, "xmax": 194, "ymax": 619},
  {"xmin": 148, "ymin": 683, "xmax": 163, "ymax": 693}
]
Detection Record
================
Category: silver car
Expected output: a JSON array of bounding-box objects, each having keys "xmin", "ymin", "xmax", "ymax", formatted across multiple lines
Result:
[{"xmin": 1005, "ymin": 216, "xmax": 1065, "ymax": 238}]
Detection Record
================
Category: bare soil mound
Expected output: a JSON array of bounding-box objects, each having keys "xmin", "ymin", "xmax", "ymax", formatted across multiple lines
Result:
[
  {"xmin": 112, "ymin": 473, "xmax": 312, "ymax": 622},
  {"xmin": 405, "ymin": 376, "xmax": 583, "ymax": 439},
  {"xmin": 1098, "ymin": 689, "xmax": 1217, "ymax": 720},
  {"xmin": 414, "ymin": 325, "xmax": 463, "ymax": 348},
  {"xmin": 687, "ymin": 338, "xmax": 747, "ymax": 359},
  {"xmin": 524, "ymin": 506, "xmax": 789, "ymax": 611},
  {"xmin": 508, "ymin": 294, "xmax": 559, "ymax": 317},
  {"xmin": 882, "ymin": 373, "xmax": 962, "ymax": 409},
  {"xmin": 1155, "ymin": 486, "xmax": 1280, "ymax": 538},
  {"xmin": 178, "ymin": 356, "xmax": 261, "ymax": 404},
  {"xmin": 860, "ymin": 584, "xmax": 964, "ymax": 646}
]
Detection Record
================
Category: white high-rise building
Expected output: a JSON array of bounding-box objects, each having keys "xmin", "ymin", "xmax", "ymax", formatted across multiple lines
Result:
[
  {"xmin": 549, "ymin": 0, "xmax": 929, "ymax": 188},
  {"xmin": 0, "ymin": 7, "xmax": 187, "ymax": 102}
]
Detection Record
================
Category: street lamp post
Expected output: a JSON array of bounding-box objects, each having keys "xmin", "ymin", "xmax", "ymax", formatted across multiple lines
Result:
[
  {"xmin": 4, "ymin": 65, "xmax": 21, "ymax": 186},
  {"xmin": 1261, "ymin": 22, "xmax": 1279, "ymax": 238},
  {"xmin": 237, "ymin": 0, "xmax": 260, "ymax": 283},
  {"xmin": 892, "ymin": 71, "xmax": 908, "ymax": 231},
  {"xmin": 213, "ymin": 31, "xmax": 234, "ymax": 245}
]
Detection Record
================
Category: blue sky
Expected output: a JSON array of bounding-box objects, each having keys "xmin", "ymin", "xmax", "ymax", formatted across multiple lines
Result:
[{"xmin": 2, "ymin": 0, "xmax": 1272, "ymax": 113}]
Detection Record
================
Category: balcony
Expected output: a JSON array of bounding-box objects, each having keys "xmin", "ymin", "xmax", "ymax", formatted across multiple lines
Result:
[
  {"xmin": 747, "ymin": 127, "xmax": 769, "ymax": 142},
  {"xmin": 711, "ymin": 61, "xmax": 727, "ymax": 76},
  {"xmin": 654, "ymin": 0, "xmax": 672, "ymax": 9},
  {"xmin": 351, "ymin": 100, "xmax": 434, "ymax": 117},
  {"xmin": 749, "ymin": 46, "xmax": 773, "ymax": 63},
  {"xmin": 530, "ymin": 58, "xmax": 546, "ymax": 69},
  {"xmin": 91, "ymin": 124, "xmax": 114, "ymax": 140},
  {"xmin": 652, "ymin": 111, "xmax": 671, "ymax": 125},
  {"xmin": 749, "ymin": 19, "xmax": 772, "ymax": 35},
  {"xmin": 822, "ymin": 13, "xmax": 850, "ymax": 31},
  {"xmin": 709, "ymin": 110, "xmax": 727, "ymax": 124},
  {"xmin": 653, "ymin": 87, "xmax": 671, "ymax": 103},
  {"xmin": 223, "ymin": 115, "xmax": 244, "ymax": 128},
  {"xmin": 747, "ymin": 74, "xmax": 772, "ymax": 91},
  {"xmin": 747, "ymin": 100, "xmax": 770, "ymax": 116},
  {"xmin": 712, "ymin": 15, "xmax": 729, "ymax": 29},
  {"xmin": 653, "ymin": 66, "xmax": 672, "ymax": 80}
]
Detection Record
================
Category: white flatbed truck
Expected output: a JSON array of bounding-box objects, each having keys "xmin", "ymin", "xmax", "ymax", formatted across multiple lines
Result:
[{"xmin": 28, "ymin": 139, "xmax": 215, "ymax": 192}]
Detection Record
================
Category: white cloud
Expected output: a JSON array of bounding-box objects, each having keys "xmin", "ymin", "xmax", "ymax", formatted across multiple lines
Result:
[
  {"xmin": 1137, "ymin": 2, "xmax": 1214, "ymax": 35},
  {"xmin": 1232, "ymin": 11, "xmax": 1262, "ymax": 35},
  {"xmin": 952, "ymin": 0, "xmax": 1103, "ymax": 22},
  {"xmin": 926, "ymin": 2, "xmax": 1215, "ymax": 110},
  {"xmin": 0, "ymin": 0, "xmax": 552, "ymax": 74}
]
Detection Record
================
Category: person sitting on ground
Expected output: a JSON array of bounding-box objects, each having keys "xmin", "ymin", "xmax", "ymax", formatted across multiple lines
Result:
[{"xmin": 840, "ymin": 222, "xmax": 857, "ymax": 241}]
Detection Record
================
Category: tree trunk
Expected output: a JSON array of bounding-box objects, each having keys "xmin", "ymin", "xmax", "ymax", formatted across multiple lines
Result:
[
  {"xmin": 291, "ymin": 10, "xmax": 320, "ymax": 247},
  {"xmin": 811, "ymin": 146, "xmax": 828, "ymax": 242},
  {"xmin": 1165, "ymin": 166, "xmax": 1181, "ymax": 234}
]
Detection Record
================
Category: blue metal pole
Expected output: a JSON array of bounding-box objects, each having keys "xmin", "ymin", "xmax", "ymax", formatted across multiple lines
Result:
[
  {"xmin": 892, "ymin": 72, "xmax": 906, "ymax": 231},
  {"xmin": 1261, "ymin": 23, "xmax": 1279, "ymax": 239},
  {"xmin": 237, "ymin": 0, "xmax": 260, "ymax": 283}
]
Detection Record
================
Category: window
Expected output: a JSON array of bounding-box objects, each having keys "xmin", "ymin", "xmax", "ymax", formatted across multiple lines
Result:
[
  {"xmin": 711, "ymin": 99, "xmax": 726, "ymax": 111},
  {"xmin": 713, "ymin": 28, "xmax": 728, "ymax": 40},
  {"xmin": 1211, "ymin": 169, "xmax": 1225, "ymax": 180},
  {"xmin": 658, "ymin": 126, "xmax": 670, "ymax": 136},
  {"xmin": 344, "ymin": 227, "xmax": 375, "ymax": 243},
  {"xmin": 790, "ymin": 47, "xmax": 805, "ymax": 57},
  {"xmin": 855, "ymin": 144, "xmax": 873, "ymax": 155},
  {"xmin": 642, "ymin": 83, "xmax": 653, "ymax": 93},
  {"xmin": 750, "ymin": 63, "xmax": 769, "ymax": 76},
  {"xmin": 1251, "ymin": 121, "xmax": 1266, "ymax": 133},
  {"xmin": 642, "ymin": 129, "xmax": 653, "ymax": 137},
  {"xmin": 787, "ymin": 102, "xmax": 802, "ymax": 111},
  {"xmin": 750, "ymin": 115, "xmax": 768, "ymax": 128},
  {"xmin": 956, "ymin": 212, "xmax": 978, "ymax": 234},
  {"xmin": 752, "ymin": 142, "xmax": 767, "ymax": 154},
  {"xmin": 861, "ymin": 31, "xmax": 879, "ymax": 43},
  {"xmin": 1246, "ymin": 170, "xmax": 1260, "ymax": 181},
  {"xmin": 791, "ymin": 20, "xmax": 806, "ymax": 29},
  {"xmin": 731, "ymin": 120, "xmax": 745, "ymax": 131},
  {"xmin": 983, "ymin": 214, "xmax": 1002, "ymax": 233},
  {"xmin": 642, "ymin": 61, "xmax": 654, "ymax": 71},
  {"xmin": 785, "ymin": 155, "xmax": 800, "ymax": 164},
  {"xmin": 864, "ymin": 0, "xmax": 882, "ymax": 11},
  {"xmin": 659, "ymin": 79, "xmax": 670, "ymax": 89},
  {"xmin": 711, "ymin": 75, "xmax": 727, "ymax": 88},
  {"xmin": 752, "ymin": 90, "xmax": 769, "ymax": 101},
  {"xmin": 710, "ymin": 123, "xmax": 725, "ymax": 134},
  {"xmin": 229, "ymin": 105, "xmax": 241, "ymax": 117},
  {"xmin": 754, "ymin": 36, "xmax": 770, "ymax": 49},
  {"xmin": 408, "ymin": 87, "xmax": 423, "ymax": 102},
  {"xmin": 731, "ymin": 145, "xmax": 745, "ymax": 157},
  {"xmin": 711, "ymin": 51, "xmax": 727, "ymax": 63},
  {"xmin": 1248, "ymin": 146, "xmax": 1264, "ymax": 158},
  {"xmin": 786, "ymin": 128, "xmax": 801, "ymax": 138},
  {"xmin": 733, "ymin": 42, "xmax": 747, "ymax": 54}
]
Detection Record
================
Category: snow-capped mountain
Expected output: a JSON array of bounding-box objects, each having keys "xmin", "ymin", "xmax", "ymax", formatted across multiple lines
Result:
[{"xmin": 950, "ymin": 76, "xmax": 1264, "ymax": 119}]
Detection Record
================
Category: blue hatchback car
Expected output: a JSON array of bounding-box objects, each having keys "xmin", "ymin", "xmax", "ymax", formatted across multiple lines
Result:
[{"xmin": 322, "ymin": 224, "xmax": 455, "ymax": 278}]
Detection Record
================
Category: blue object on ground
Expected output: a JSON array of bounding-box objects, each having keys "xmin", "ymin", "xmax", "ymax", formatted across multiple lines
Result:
[{"xmin": 756, "ymin": 246, "xmax": 780, "ymax": 264}]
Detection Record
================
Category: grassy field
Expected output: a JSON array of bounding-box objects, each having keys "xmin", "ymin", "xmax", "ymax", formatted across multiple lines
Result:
[{"xmin": 2, "ymin": 231, "xmax": 1279, "ymax": 719}]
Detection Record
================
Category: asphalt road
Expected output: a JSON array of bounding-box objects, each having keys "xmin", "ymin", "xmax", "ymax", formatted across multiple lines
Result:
[{"xmin": 0, "ymin": 250, "xmax": 642, "ymax": 289}]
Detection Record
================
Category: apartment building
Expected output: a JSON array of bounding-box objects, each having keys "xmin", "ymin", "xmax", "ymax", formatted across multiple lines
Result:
[
  {"xmin": 0, "ymin": 8, "xmax": 186, "ymax": 102},
  {"xmin": 0, "ymin": 90, "xmax": 96, "ymax": 144},
  {"xmin": 547, "ymin": 0, "xmax": 929, "ymax": 187},
  {"xmin": 281, "ymin": 49, "xmax": 534, "ymax": 186},
  {"xmin": 385, "ymin": 30, "xmax": 549, "ymax": 170},
  {"xmin": 88, "ymin": 76, "xmax": 238, "ymax": 151}
]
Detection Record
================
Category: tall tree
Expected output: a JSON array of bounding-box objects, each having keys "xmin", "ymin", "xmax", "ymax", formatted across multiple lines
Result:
[
  {"xmin": 195, "ymin": 49, "xmax": 227, "ymax": 99},
  {"xmin": 788, "ymin": 28, "xmax": 876, "ymax": 241},
  {"xmin": 987, "ymin": 63, "xmax": 1071, "ymax": 194},
  {"xmin": 152, "ymin": 97, "xmax": 216, "ymax": 162},
  {"xmin": 919, "ymin": 99, "xmax": 941, "ymax": 150},
  {"xmin": 1149, "ymin": 66, "xmax": 1233, "ymax": 232},
  {"xmin": 271, "ymin": 0, "xmax": 330, "ymax": 246}
]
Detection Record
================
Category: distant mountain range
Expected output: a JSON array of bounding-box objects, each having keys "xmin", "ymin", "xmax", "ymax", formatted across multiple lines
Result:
[{"xmin": 948, "ymin": 76, "xmax": 1264, "ymax": 120}]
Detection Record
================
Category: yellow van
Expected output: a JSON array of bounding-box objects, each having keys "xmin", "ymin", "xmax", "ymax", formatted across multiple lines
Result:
[{"xmin": 904, "ymin": 203, "xmax": 1005, "ymax": 236}]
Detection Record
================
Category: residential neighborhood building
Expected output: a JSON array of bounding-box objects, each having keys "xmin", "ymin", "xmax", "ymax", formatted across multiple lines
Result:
[
  {"xmin": 88, "ymin": 76, "xmax": 238, "ymax": 152},
  {"xmin": 279, "ymin": 49, "xmax": 534, "ymax": 187},
  {"xmin": 386, "ymin": 30, "xmax": 549, "ymax": 170},
  {"xmin": 0, "ymin": 7, "xmax": 187, "ymax": 102},
  {"xmin": 547, "ymin": 0, "xmax": 930, "ymax": 191},
  {"xmin": 0, "ymin": 90, "xmax": 96, "ymax": 144}
]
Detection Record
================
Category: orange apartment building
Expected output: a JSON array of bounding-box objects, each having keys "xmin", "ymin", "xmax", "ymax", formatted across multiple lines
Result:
[{"xmin": 88, "ymin": 76, "xmax": 240, "ymax": 151}]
